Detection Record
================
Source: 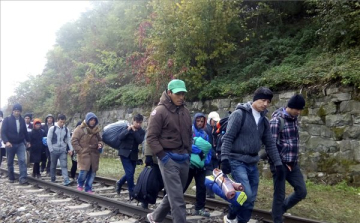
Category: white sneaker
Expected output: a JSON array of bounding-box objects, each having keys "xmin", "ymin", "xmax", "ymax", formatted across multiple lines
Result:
[
  {"xmin": 223, "ymin": 215, "xmax": 237, "ymax": 223},
  {"xmin": 147, "ymin": 213, "xmax": 159, "ymax": 223}
]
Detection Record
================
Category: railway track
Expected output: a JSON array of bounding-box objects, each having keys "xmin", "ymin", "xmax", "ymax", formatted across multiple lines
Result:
[{"xmin": 0, "ymin": 160, "xmax": 327, "ymax": 223}]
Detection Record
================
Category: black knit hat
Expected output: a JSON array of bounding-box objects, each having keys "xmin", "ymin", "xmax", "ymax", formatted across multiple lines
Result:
[
  {"xmin": 287, "ymin": 94, "xmax": 305, "ymax": 110},
  {"xmin": 12, "ymin": 103, "xmax": 22, "ymax": 112},
  {"xmin": 253, "ymin": 87, "xmax": 273, "ymax": 102}
]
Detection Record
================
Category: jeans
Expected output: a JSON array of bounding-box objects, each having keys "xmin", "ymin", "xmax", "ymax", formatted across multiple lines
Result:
[
  {"xmin": 117, "ymin": 156, "xmax": 136, "ymax": 194},
  {"xmin": 50, "ymin": 150, "xmax": 69, "ymax": 183},
  {"xmin": 184, "ymin": 167, "xmax": 206, "ymax": 210},
  {"xmin": 271, "ymin": 164, "xmax": 307, "ymax": 223},
  {"xmin": 227, "ymin": 160, "xmax": 259, "ymax": 223},
  {"xmin": 6, "ymin": 143, "xmax": 27, "ymax": 183},
  {"xmin": 78, "ymin": 166, "xmax": 96, "ymax": 192}
]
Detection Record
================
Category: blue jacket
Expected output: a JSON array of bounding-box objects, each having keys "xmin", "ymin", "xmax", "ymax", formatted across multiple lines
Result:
[
  {"xmin": 192, "ymin": 113, "xmax": 212, "ymax": 166},
  {"xmin": 1, "ymin": 114, "xmax": 30, "ymax": 144}
]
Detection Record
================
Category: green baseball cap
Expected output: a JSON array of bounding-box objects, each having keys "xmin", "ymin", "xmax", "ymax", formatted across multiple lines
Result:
[{"xmin": 168, "ymin": 79, "xmax": 187, "ymax": 93}]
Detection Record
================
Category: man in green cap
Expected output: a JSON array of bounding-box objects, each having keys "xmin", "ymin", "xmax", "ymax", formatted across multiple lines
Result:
[{"xmin": 146, "ymin": 79, "xmax": 192, "ymax": 223}]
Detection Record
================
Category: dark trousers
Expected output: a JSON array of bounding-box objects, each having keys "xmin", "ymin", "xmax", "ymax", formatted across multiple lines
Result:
[
  {"xmin": 0, "ymin": 148, "xmax": 6, "ymax": 167},
  {"xmin": 40, "ymin": 147, "xmax": 51, "ymax": 173},
  {"xmin": 184, "ymin": 167, "xmax": 206, "ymax": 211},
  {"xmin": 271, "ymin": 164, "xmax": 307, "ymax": 223},
  {"xmin": 205, "ymin": 158, "xmax": 219, "ymax": 197},
  {"xmin": 117, "ymin": 156, "xmax": 136, "ymax": 194},
  {"xmin": 33, "ymin": 163, "xmax": 40, "ymax": 176},
  {"xmin": 70, "ymin": 160, "xmax": 77, "ymax": 179}
]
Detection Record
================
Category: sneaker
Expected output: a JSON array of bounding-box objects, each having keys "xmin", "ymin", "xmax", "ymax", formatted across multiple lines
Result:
[
  {"xmin": 77, "ymin": 185, "xmax": 84, "ymax": 191},
  {"xmin": 36, "ymin": 174, "xmax": 41, "ymax": 179},
  {"xmin": 206, "ymin": 194, "xmax": 215, "ymax": 199},
  {"xmin": 19, "ymin": 181, "xmax": 29, "ymax": 185},
  {"xmin": 147, "ymin": 213, "xmax": 159, "ymax": 223},
  {"xmin": 194, "ymin": 208, "xmax": 210, "ymax": 217},
  {"xmin": 141, "ymin": 202, "xmax": 148, "ymax": 209},
  {"xmin": 223, "ymin": 215, "xmax": 237, "ymax": 223},
  {"xmin": 115, "ymin": 181, "xmax": 121, "ymax": 194},
  {"xmin": 63, "ymin": 180, "xmax": 72, "ymax": 186},
  {"xmin": 8, "ymin": 180, "xmax": 14, "ymax": 183},
  {"xmin": 86, "ymin": 190, "xmax": 94, "ymax": 194}
]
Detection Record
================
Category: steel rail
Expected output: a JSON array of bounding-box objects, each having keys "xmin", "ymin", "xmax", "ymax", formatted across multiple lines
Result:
[
  {"xmin": 0, "ymin": 168, "xmax": 173, "ymax": 223},
  {"xmin": 3, "ymin": 162, "xmax": 328, "ymax": 223},
  {"xmin": 92, "ymin": 175, "xmax": 327, "ymax": 223}
]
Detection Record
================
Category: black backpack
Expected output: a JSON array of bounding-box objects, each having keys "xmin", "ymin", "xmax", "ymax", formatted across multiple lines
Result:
[
  {"xmin": 215, "ymin": 110, "xmax": 246, "ymax": 154},
  {"xmin": 131, "ymin": 165, "xmax": 164, "ymax": 204}
]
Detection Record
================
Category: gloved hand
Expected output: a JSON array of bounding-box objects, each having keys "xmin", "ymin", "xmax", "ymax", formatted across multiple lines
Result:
[
  {"xmin": 198, "ymin": 151, "xmax": 205, "ymax": 160},
  {"xmin": 275, "ymin": 164, "xmax": 285, "ymax": 179},
  {"xmin": 221, "ymin": 159, "xmax": 231, "ymax": 174},
  {"xmin": 145, "ymin": 156, "xmax": 154, "ymax": 167}
]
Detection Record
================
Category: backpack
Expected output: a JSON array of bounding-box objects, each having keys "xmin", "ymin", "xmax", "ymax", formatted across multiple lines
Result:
[
  {"xmin": 215, "ymin": 110, "xmax": 247, "ymax": 154},
  {"xmin": 51, "ymin": 126, "xmax": 68, "ymax": 145},
  {"xmin": 131, "ymin": 165, "xmax": 164, "ymax": 204}
]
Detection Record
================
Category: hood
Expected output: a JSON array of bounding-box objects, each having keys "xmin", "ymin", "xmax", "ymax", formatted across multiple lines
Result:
[
  {"xmin": 80, "ymin": 120, "xmax": 101, "ymax": 134},
  {"xmin": 158, "ymin": 91, "xmax": 185, "ymax": 113},
  {"xmin": 236, "ymin": 101, "xmax": 268, "ymax": 117},
  {"xmin": 85, "ymin": 112, "xmax": 98, "ymax": 127},
  {"xmin": 271, "ymin": 107, "xmax": 298, "ymax": 121},
  {"xmin": 193, "ymin": 112, "xmax": 207, "ymax": 130},
  {"xmin": 45, "ymin": 114, "xmax": 55, "ymax": 125}
]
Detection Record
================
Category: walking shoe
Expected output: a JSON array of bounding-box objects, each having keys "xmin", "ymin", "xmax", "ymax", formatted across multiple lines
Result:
[
  {"xmin": 147, "ymin": 213, "xmax": 159, "ymax": 223},
  {"xmin": 8, "ymin": 180, "xmax": 14, "ymax": 183},
  {"xmin": 19, "ymin": 181, "xmax": 29, "ymax": 185},
  {"xmin": 194, "ymin": 208, "xmax": 210, "ymax": 217},
  {"xmin": 206, "ymin": 194, "xmax": 215, "ymax": 199},
  {"xmin": 115, "ymin": 181, "xmax": 121, "ymax": 194},
  {"xmin": 141, "ymin": 202, "xmax": 148, "ymax": 209},
  {"xmin": 36, "ymin": 174, "xmax": 41, "ymax": 179},
  {"xmin": 77, "ymin": 185, "xmax": 84, "ymax": 191},
  {"xmin": 86, "ymin": 190, "xmax": 94, "ymax": 194},
  {"xmin": 63, "ymin": 180, "xmax": 72, "ymax": 186},
  {"xmin": 223, "ymin": 215, "xmax": 237, "ymax": 223}
]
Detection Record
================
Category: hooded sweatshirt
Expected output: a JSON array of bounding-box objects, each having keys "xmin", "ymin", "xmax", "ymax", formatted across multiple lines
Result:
[
  {"xmin": 221, "ymin": 102, "xmax": 282, "ymax": 166},
  {"xmin": 192, "ymin": 113, "xmax": 212, "ymax": 166},
  {"xmin": 269, "ymin": 108, "xmax": 300, "ymax": 164},
  {"xmin": 47, "ymin": 122, "xmax": 73, "ymax": 153}
]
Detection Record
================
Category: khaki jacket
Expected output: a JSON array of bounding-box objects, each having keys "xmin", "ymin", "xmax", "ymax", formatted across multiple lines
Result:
[
  {"xmin": 71, "ymin": 121, "xmax": 103, "ymax": 171},
  {"xmin": 147, "ymin": 91, "xmax": 192, "ymax": 155}
]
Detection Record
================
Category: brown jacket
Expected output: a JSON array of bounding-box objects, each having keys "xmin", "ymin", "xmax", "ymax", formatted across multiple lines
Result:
[
  {"xmin": 71, "ymin": 121, "xmax": 103, "ymax": 172},
  {"xmin": 147, "ymin": 91, "xmax": 192, "ymax": 155}
]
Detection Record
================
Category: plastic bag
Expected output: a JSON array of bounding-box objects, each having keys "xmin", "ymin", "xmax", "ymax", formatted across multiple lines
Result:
[{"xmin": 102, "ymin": 120, "xmax": 129, "ymax": 149}]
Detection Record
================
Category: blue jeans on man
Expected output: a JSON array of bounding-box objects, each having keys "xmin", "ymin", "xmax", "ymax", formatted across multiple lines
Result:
[
  {"xmin": 6, "ymin": 143, "xmax": 27, "ymax": 183},
  {"xmin": 50, "ymin": 150, "xmax": 70, "ymax": 184},
  {"xmin": 228, "ymin": 160, "xmax": 259, "ymax": 223},
  {"xmin": 78, "ymin": 166, "xmax": 96, "ymax": 192},
  {"xmin": 117, "ymin": 155, "xmax": 136, "ymax": 195},
  {"xmin": 271, "ymin": 164, "xmax": 307, "ymax": 223}
]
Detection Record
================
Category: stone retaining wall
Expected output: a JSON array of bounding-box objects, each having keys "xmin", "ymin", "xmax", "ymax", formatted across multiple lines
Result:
[{"xmin": 68, "ymin": 86, "xmax": 360, "ymax": 186}]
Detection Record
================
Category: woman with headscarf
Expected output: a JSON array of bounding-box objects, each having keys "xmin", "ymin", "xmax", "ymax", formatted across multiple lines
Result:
[{"xmin": 71, "ymin": 112, "xmax": 103, "ymax": 193}]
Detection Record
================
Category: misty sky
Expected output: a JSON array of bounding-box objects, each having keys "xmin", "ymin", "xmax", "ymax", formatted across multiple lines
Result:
[{"xmin": 1, "ymin": 1, "xmax": 92, "ymax": 108}]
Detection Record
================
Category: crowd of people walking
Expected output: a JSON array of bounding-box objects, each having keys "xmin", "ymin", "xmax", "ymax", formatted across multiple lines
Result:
[{"xmin": 0, "ymin": 79, "xmax": 307, "ymax": 223}]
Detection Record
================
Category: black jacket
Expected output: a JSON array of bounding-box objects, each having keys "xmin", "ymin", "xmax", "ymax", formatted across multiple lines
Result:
[
  {"xmin": 118, "ymin": 127, "xmax": 145, "ymax": 161},
  {"xmin": 1, "ymin": 115, "xmax": 30, "ymax": 144},
  {"xmin": 29, "ymin": 129, "xmax": 45, "ymax": 163}
]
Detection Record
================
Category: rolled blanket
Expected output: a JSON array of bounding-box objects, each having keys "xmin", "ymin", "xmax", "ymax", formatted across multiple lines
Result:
[
  {"xmin": 205, "ymin": 175, "xmax": 247, "ymax": 206},
  {"xmin": 213, "ymin": 168, "xmax": 236, "ymax": 199}
]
